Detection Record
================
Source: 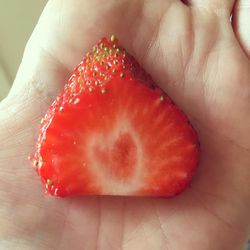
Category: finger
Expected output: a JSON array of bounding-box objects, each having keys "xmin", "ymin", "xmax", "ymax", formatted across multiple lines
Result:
[
  {"xmin": 232, "ymin": 0, "xmax": 250, "ymax": 58},
  {"xmin": 187, "ymin": 0, "xmax": 236, "ymax": 16}
]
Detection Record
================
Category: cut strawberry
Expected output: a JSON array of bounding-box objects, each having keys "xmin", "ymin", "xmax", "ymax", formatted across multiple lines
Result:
[{"xmin": 32, "ymin": 36, "xmax": 199, "ymax": 197}]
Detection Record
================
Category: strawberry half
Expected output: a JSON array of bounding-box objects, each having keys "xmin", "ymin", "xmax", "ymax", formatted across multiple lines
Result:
[{"xmin": 32, "ymin": 35, "xmax": 199, "ymax": 197}]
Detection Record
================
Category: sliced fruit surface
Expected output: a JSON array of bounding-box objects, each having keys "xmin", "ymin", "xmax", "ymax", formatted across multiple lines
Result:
[{"xmin": 32, "ymin": 36, "xmax": 199, "ymax": 197}]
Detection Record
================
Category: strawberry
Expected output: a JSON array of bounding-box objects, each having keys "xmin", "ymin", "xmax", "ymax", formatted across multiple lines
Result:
[{"xmin": 32, "ymin": 35, "xmax": 199, "ymax": 197}]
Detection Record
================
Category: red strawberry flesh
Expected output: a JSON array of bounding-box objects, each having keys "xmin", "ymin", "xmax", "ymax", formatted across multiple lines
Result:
[{"xmin": 32, "ymin": 36, "xmax": 200, "ymax": 197}]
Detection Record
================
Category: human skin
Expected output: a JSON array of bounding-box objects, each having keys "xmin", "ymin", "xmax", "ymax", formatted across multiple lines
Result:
[{"xmin": 0, "ymin": 0, "xmax": 250, "ymax": 249}]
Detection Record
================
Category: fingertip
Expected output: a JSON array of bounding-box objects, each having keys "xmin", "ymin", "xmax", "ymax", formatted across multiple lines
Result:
[{"xmin": 232, "ymin": 0, "xmax": 250, "ymax": 59}]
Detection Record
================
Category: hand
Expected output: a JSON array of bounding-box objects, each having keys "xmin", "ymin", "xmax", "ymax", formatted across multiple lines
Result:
[{"xmin": 0, "ymin": 0, "xmax": 249, "ymax": 249}]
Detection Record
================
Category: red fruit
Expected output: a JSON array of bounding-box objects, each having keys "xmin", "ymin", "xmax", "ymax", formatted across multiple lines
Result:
[{"xmin": 32, "ymin": 35, "xmax": 199, "ymax": 197}]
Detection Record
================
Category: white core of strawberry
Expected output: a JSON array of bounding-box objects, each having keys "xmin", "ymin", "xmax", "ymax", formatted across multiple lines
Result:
[{"xmin": 87, "ymin": 118, "xmax": 145, "ymax": 195}]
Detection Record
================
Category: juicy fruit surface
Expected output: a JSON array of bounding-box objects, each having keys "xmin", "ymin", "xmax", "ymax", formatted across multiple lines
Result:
[{"xmin": 32, "ymin": 36, "xmax": 199, "ymax": 197}]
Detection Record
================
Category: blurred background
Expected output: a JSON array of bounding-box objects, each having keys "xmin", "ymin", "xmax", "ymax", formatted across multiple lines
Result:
[{"xmin": 0, "ymin": 0, "xmax": 47, "ymax": 100}]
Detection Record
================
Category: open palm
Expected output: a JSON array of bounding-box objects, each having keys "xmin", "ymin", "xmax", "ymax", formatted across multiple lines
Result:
[{"xmin": 0, "ymin": 0, "xmax": 250, "ymax": 249}]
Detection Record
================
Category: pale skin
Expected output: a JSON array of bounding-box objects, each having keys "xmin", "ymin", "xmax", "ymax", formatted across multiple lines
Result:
[{"xmin": 0, "ymin": 0, "xmax": 250, "ymax": 249}]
